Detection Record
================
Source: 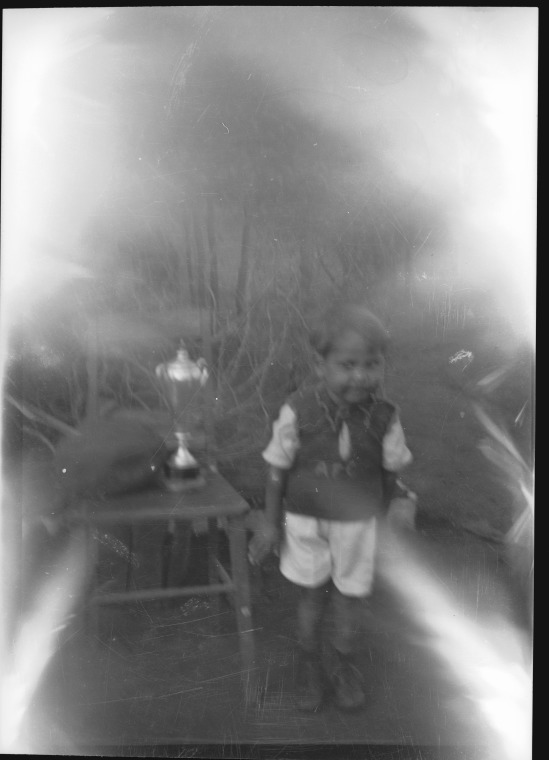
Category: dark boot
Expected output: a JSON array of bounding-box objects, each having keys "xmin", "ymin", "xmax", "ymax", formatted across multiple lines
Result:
[
  {"xmin": 328, "ymin": 648, "xmax": 366, "ymax": 711},
  {"xmin": 295, "ymin": 649, "xmax": 325, "ymax": 712}
]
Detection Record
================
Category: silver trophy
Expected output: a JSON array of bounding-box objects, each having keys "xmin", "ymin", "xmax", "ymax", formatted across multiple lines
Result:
[{"xmin": 156, "ymin": 342, "xmax": 209, "ymax": 490}]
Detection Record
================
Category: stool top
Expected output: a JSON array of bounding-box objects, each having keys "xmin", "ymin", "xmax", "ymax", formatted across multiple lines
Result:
[{"xmin": 72, "ymin": 469, "xmax": 250, "ymax": 525}]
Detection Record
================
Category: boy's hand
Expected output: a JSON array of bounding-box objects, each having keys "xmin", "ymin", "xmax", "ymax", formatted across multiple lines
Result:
[{"xmin": 248, "ymin": 516, "xmax": 280, "ymax": 565}]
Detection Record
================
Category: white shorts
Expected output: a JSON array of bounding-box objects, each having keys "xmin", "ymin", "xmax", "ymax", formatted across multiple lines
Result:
[{"xmin": 280, "ymin": 512, "xmax": 377, "ymax": 597}]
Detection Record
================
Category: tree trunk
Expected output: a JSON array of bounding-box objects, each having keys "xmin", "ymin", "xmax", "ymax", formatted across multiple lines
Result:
[
  {"xmin": 192, "ymin": 210, "xmax": 207, "ymax": 309},
  {"xmin": 183, "ymin": 222, "xmax": 197, "ymax": 307},
  {"xmin": 86, "ymin": 321, "xmax": 99, "ymax": 420},
  {"xmin": 298, "ymin": 238, "xmax": 313, "ymax": 307},
  {"xmin": 235, "ymin": 213, "xmax": 251, "ymax": 316},
  {"xmin": 206, "ymin": 195, "xmax": 220, "ymax": 329},
  {"xmin": 403, "ymin": 244, "xmax": 414, "ymax": 299}
]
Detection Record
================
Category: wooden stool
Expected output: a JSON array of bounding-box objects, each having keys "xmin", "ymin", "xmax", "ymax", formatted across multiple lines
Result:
[{"xmin": 68, "ymin": 468, "xmax": 255, "ymax": 684}]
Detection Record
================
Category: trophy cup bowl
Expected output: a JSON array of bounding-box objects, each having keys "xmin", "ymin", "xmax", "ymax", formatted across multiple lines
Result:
[{"xmin": 156, "ymin": 343, "xmax": 209, "ymax": 491}]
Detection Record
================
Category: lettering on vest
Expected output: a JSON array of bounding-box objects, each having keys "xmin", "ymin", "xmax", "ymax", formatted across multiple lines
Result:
[
  {"xmin": 313, "ymin": 460, "xmax": 357, "ymax": 479},
  {"xmin": 314, "ymin": 461, "xmax": 329, "ymax": 478}
]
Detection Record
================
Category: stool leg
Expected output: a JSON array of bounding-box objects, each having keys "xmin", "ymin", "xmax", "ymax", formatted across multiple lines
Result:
[
  {"xmin": 84, "ymin": 525, "xmax": 99, "ymax": 642},
  {"xmin": 227, "ymin": 515, "xmax": 256, "ymax": 703},
  {"xmin": 170, "ymin": 523, "xmax": 192, "ymax": 586},
  {"xmin": 126, "ymin": 525, "xmax": 134, "ymax": 592},
  {"xmin": 161, "ymin": 520, "xmax": 175, "ymax": 588},
  {"xmin": 207, "ymin": 517, "xmax": 221, "ymax": 625},
  {"xmin": 207, "ymin": 518, "xmax": 219, "ymax": 585}
]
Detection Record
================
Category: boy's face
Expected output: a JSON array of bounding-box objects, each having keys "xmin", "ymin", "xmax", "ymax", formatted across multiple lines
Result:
[{"xmin": 317, "ymin": 330, "xmax": 385, "ymax": 405}]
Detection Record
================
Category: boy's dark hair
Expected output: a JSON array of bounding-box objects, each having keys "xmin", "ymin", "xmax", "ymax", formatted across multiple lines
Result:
[{"xmin": 310, "ymin": 304, "xmax": 390, "ymax": 358}]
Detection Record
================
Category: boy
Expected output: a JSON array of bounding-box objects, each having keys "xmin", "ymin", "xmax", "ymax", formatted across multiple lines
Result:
[{"xmin": 249, "ymin": 304, "xmax": 412, "ymax": 711}]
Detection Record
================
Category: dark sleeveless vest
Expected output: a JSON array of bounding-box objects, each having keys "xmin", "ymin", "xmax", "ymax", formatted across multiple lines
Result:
[{"xmin": 284, "ymin": 384, "xmax": 396, "ymax": 521}]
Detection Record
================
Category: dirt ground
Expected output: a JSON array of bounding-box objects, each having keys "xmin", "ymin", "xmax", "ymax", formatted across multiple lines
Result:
[{"xmin": 21, "ymin": 515, "xmax": 531, "ymax": 758}]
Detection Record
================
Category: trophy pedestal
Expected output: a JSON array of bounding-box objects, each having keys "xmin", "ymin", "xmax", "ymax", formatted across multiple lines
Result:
[
  {"xmin": 161, "ymin": 462, "xmax": 205, "ymax": 492},
  {"xmin": 161, "ymin": 438, "xmax": 205, "ymax": 491}
]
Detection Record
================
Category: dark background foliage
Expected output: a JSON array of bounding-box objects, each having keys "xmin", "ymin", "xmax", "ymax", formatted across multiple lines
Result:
[{"xmin": 2, "ymin": 6, "xmax": 535, "ymax": 522}]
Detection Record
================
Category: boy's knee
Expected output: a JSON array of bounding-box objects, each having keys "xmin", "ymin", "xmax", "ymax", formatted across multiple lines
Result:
[
  {"xmin": 331, "ymin": 586, "xmax": 369, "ymax": 608},
  {"xmin": 330, "ymin": 588, "xmax": 369, "ymax": 653},
  {"xmin": 299, "ymin": 582, "xmax": 330, "ymax": 599},
  {"xmin": 297, "ymin": 583, "xmax": 331, "ymax": 615}
]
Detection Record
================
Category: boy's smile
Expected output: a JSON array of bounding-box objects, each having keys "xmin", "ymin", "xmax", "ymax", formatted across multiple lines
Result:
[{"xmin": 318, "ymin": 330, "xmax": 386, "ymax": 406}]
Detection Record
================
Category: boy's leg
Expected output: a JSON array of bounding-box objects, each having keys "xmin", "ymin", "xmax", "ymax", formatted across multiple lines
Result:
[
  {"xmin": 330, "ymin": 586, "xmax": 366, "ymax": 655},
  {"xmin": 279, "ymin": 513, "xmax": 332, "ymax": 711},
  {"xmin": 279, "ymin": 514, "xmax": 331, "ymax": 652},
  {"xmin": 294, "ymin": 583, "xmax": 330, "ymax": 711},
  {"xmin": 328, "ymin": 588, "xmax": 369, "ymax": 710},
  {"xmin": 326, "ymin": 518, "xmax": 377, "ymax": 710},
  {"xmin": 297, "ymin": 583, "xmax": 330, "ymax": 652}
]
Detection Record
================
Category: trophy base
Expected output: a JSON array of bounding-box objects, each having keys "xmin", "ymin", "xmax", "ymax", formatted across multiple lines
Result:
[{"xmin": 161, "ymin": 462, "xmax": 205, "ymax": 492}]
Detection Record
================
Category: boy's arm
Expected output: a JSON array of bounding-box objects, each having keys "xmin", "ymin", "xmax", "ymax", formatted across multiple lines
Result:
[
  {"xmin": 382, "ymin": 471, "xmax": 415, "ymax": 509},
  {"xmin": 249, "ymin": 402, "xmax": 298, "ymax": 565},
  {"xmin": 381, "ymin": 470, "xmax": 398, "ymax": 509},
  {"xmin": 264, "ymin": 465, "xmax": 288, "ymax": 527},
  {"xmin": 382, "ymin": 412, "xmax": 413, "ymax": 508},
  {"xmin": 248, "ymin": 466, "xmax": 288, "ymax": 565}
]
